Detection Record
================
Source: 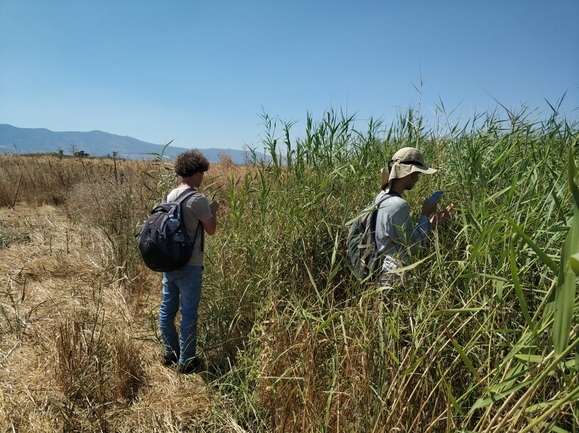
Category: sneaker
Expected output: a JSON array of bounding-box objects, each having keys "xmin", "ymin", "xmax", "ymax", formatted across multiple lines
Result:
[
  {"xmin": 177, "ymin": 357, "xmax": 204, "ymax": 374},
  {"xmin": 162, "ymin": 352, "xmax": 179, "ymax": 366}
]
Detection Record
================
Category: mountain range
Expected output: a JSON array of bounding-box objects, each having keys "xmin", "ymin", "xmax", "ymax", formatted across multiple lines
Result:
[{"xmin": 0, "ymin": 124, "xmax": 258, "ymax": 164}]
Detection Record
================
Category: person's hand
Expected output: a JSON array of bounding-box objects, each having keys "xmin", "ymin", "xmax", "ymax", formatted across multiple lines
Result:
[
  {"xmin": 430, "ymin": 204, "xmax": 454, "ymax": 226},
  {"xmin": 421, "ymin": 197, "xmax": 438, "ymax": 217},
  {"xmin": 210, "ymin": 200, "xmax": 220, "ymax": 214}
]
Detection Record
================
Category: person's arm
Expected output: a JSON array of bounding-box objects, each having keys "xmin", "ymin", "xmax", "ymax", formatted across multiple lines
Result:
[
  {"xmin": 412, "ymin": 214, "xmax": 432, "ymax": 250},
  {"xmin": 202, "ymin": 200, "xmax": 219, "ymax": 235},
  {"xmin": 413, "ymin": 201, "xmax": 454, "ymax": 249},
  {"xmin": 410, "ymin": 196, "xmax": 441, "ymax": 250}
]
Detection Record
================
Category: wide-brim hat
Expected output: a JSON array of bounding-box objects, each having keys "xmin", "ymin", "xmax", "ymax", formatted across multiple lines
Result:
[{"xmin": 381, "ymin": 147, "xmax": 437, "ymax": 189}]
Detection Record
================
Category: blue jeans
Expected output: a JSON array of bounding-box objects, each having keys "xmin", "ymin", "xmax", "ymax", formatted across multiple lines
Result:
[{"xmin": 159, "ymin": 265, "xmax": 202, "ymax": 366}]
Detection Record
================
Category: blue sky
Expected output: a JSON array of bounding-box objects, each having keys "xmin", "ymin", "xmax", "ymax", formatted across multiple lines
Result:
[{"xmin": 1, "ymin": 0, "xmax": 578, "ymax": 152}]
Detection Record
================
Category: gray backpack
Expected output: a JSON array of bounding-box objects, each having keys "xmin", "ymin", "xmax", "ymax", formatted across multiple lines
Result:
[{"xmin": 346, "ymin": 194, "xmax": 391, "ymax": 280}]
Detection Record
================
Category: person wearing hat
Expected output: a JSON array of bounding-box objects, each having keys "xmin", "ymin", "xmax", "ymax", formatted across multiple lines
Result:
[{"xmin": 375, "ymin": 147, "xmax": 452, "ymax": 285}]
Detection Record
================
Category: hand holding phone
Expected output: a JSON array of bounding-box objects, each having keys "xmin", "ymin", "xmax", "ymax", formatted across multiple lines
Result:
[
  {"xmin": 428, "ymin": 190, "xmax": 443, "ymax": 204},
  {"xmin": 422, "ymin": 190, "xmax": 443, "ymax": 217},
  {"xmin": 431, "ymin": 203, "xmax": 454, "ymax": 226}
]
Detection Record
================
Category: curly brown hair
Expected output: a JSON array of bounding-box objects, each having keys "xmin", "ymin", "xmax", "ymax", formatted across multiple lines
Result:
[{"xmin": 174, "ymin": 150, "xmax": 210, "ymax": 178}]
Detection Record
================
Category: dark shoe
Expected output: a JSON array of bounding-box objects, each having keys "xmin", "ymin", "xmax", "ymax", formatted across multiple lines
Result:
[
  {"xmin": 177, "ymin": 357, "xmax": 204, "ymax": 374},
  {"xmin": 162, "ymin": 352, "xmax": 179, "ymax": 366}
]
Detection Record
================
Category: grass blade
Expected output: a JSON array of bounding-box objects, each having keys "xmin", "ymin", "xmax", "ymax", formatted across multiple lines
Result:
[
  {"xmin": 553, "ymin": 146, "xmax": 579, "ymax": 355},
  {"xmin": 509, "ymin": 241, "xmax": 533, "ymax": 328}
]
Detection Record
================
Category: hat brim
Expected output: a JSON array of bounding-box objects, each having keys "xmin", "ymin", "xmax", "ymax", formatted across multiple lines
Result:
[{"xmin": 409, "ymin": 165, "xmax": 437, "ymax": 175}]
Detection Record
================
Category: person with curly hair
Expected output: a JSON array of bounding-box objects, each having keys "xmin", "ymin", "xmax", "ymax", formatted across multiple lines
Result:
[{"xmin": 159, "ymin": 149, "xmax": 219, "ymax": 374}]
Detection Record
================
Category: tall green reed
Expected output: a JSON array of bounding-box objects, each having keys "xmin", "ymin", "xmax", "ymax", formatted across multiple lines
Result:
[{"xmin": 203, "ymin": 107, "xmax": 578, "ymax": 432}]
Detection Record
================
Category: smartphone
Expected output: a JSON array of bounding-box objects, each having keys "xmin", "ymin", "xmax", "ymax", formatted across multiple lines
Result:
[{"xmin": 428, "ymin": 190, "xmax": 443, "ymax": 203}]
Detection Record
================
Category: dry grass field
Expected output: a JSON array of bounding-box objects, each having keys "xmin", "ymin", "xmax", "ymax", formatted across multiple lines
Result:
[{"xmin": 0, "ymin": 154, "xmax": 249, "ymax": 432}]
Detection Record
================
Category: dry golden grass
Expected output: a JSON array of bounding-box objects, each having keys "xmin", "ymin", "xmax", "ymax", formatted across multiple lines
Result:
[{"xmin": 0, "ymin": 154, "xmax": 251, "ymax": 432}]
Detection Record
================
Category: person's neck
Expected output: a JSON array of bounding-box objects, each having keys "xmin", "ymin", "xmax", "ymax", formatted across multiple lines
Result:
[
  {"xmin": 386, "ymin": 189, "xmax": 401, "ymax": 197},
  {"xmin": 178, "ymin": 178, "xmax": 196, "ymax": 189},
  {"xmin": 390, "ymin": 182, "xmax": 406, "ymax": 196}
]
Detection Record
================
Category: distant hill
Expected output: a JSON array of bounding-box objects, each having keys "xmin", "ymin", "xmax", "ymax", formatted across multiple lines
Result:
[{"xmin": 0, "ymin": 124, "xmax": 260, "ymax": 164}]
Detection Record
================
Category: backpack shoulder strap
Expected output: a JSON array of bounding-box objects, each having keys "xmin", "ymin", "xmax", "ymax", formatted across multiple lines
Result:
[
  {"xmin": 174, "ymin": 188, "xmax": 204, "ymax": 250},
  {"xmin": 360, "ymin": 192, "xmax": 393, "ymax": 223},
  {"xmin": 362, "ymin": 192, "xmax": 393, "ymax": 241},
  {"xmin": 371, "ymin": 192, "xmax": 397, "ymax": 252},
  {"xmin": 375, "ymin": 192, "xmax": 393, "ymax": 207},
  {"xmin": 163, "ymin": 188, "xmax": 197, "ymax": 205}
]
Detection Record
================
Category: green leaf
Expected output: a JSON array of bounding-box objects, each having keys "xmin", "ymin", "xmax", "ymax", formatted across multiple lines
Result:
[
  {"xmin": 448, "ymin": 335, "xmax": 480, "ymax": 382},
  {"xmin": 569, "ymin": 251, "xmax": 579, "ymax": 275},
  {"xmin": 316, "ymin": 312, "xmax": 340, "ymax": 333},
  {"xmin": 470, "ymin": 379, "xmax": 534, "ymax": 411},
  {"xmin": 510, "ymin": 241, "xmax": 533, "ymax": 328},
  {"xmin": 568, "ymin": 144, "xmax": 579, "ymax": 207},
  {"xmin": 433, "ymin": 307, "xmax": 487, "ymax": 316},
  {"xmin": 513, "ymin": 354, "xmax": 545, "ymax": 363},
  {"xmin": 552, "ymin": 147, "xmax": 579, "ymax": 355},
  {"xmin": 505, "ymin": 216, "xmax": 558, "ymax": 275},
  {"xmin": 553, "ymin": 267, "xmax": 577, "ymax": 355}
]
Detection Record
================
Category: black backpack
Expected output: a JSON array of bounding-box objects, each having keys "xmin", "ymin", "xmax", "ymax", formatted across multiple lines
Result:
[
  {"xmin": 138, "ymin": 188, "xmax": 201, "ymax": 272},
  {"xmin": 346, "ymin": 194, "xmax": 392, "ymax": 280}
]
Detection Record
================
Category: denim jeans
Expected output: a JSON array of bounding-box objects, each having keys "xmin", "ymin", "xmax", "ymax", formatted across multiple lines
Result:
[{"xmin": 159, "ymin": 265, "xmax": 202, "ymax": 366}]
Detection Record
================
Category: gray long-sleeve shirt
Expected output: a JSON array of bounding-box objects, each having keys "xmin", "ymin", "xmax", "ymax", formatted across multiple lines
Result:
[{"xmin": 374, "ymin": 191, "xmax": 432, "ymax": 265}]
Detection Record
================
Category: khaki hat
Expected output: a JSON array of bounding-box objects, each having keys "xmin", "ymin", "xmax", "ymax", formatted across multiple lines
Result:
[{"xmin": 381, "ymin": 147, "xmax": 437, "ymax": 190}]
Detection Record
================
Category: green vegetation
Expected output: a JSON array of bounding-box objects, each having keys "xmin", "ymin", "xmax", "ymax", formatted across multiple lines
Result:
[
  {"xmin": 0, "ymin": 223, "xmax": 29, "ymax": 248},
  {"xmin": 204, "ymin": 108, "xmax": 579, "ymax": 432},
  {"xmin": 0, "ymin": 105, "xmax": 577, "ymax": 432}
]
